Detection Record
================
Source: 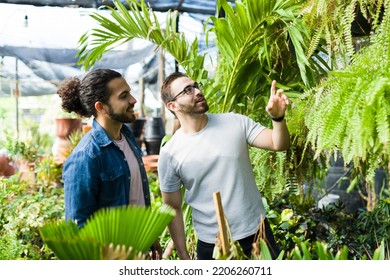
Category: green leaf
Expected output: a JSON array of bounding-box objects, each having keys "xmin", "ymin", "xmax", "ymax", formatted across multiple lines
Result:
[{"xmin": 39, "ymin": 205, "xmax": 175, "ymax": 260}]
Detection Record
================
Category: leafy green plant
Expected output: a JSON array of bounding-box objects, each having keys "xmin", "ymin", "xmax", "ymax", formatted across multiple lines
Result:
[
  {"xmin": 206, "ymin": 0, "xmax": 321, "ymax": 116},
  {"xmin": 0, "ymin": 232, "xmax": 26, "ymax": 260},
  {"xmin": 77, "ymin": 0, "xmax": 208, "ymax": 81},
  {"xmin": 2, "ymin": 123, "xmax": 53, "ymax": 165},
  {"xmin": 288, "ymin": 239, "xmax": 350, "ymax": 260},
  {"xmin": 39, "ymin": 205, "xmax": 175, "ymax": 260},
  {"xmin": 5, "ymin": 137, "xmax": 38, "ymax": 164},
  {"xmin": 302, "ymin": 0, "xmax": 385, "ymax": 68},
  {"xmin": 35, "ymin": 156, "xmax": 63, "ymax": 187},
  {"xmin": 353, "ymin": 198, "xmax": 390, "ymax": 257},
  {"xmin": 302, "ymin": 3, "xmax": 390, "ymax": 209},
  {"xmin": 0, "ymin": 177, "xmax": 64, "ymax": 259},
  {"xmin": 267, "ymin": 187, "xmax": 390, "ymax": 259},
  {"xmin": 59, "ymin": 129, "xmax": 83, "ymax": 160}
]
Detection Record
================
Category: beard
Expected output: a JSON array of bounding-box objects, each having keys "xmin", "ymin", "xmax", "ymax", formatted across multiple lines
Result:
[
  {"xmin": 107, "ymin": 103, "xmax": 136, "ymax": 123},
  {"xmin": 177, "ymin": 99, "xmax": 209, "ymax": 115}
]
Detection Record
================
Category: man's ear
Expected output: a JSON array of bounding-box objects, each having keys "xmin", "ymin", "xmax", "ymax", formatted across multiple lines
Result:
[
  {"xmin": 95, "ymin": 101, "xmax": 107, "ymax": 114},
  {"xmin": 166, "ymin": 101, "xmax": 176, "ymax": 112}
]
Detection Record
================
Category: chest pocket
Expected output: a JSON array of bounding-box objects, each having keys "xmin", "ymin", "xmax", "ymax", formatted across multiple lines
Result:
[
  {"xmin": 100, "ymin": 167, "xmax": 124, "ymax": 181},
  {"xmin": 99, "ymin": 166, "xmax": 126, "ymax": 205}
]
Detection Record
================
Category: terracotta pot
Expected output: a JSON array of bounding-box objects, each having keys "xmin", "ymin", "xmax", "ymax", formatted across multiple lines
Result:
[
  {"xmin": 142, "ymin": 155, "xmax": 159, "ymax": 172},
  {"xmin": 55, "ymin": 118, "xmax": 82, "ymax": 139},
  {"xmin": 0, "ymin": 155, "xmax": 16, "ymax": 177}
]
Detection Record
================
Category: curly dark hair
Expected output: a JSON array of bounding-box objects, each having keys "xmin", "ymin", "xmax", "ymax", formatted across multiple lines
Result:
[{"xmin": 57, "ymin": 68, "xmax": 122, "ymax": 118}]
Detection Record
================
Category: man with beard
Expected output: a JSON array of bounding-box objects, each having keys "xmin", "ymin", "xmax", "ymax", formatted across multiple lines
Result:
[
  {"xmin": 158, "ymin": 72, "xmax": 291, "ymax": 260},
  {"xmin": 57, "ymin": 69, "xmax": 161, "ymax": 259}
]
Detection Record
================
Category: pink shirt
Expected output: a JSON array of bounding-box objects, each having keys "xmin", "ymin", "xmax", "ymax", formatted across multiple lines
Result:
[{"xmin": 115, "ymin": 134, "xmax": 145, "ymax": 206}]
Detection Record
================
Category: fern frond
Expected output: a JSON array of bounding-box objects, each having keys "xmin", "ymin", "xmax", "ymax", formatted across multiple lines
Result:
[{"xmin": 304, "ymin": 6, "xmax": 390, "ymax": 184}]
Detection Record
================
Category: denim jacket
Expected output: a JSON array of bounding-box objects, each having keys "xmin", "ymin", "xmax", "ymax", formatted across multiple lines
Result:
[{"xmin": 63, "ymin": 119, "xmax": 151, "ymax": 228}]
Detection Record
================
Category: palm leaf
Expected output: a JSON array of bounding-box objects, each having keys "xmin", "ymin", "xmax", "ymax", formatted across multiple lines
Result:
[
  {"xmin": 77, "ymin": 0, "xmax": 208, "ymax": 80},
  {"xmin": 207, "ymin": 0, "xmax": 313, "ymax": 114},
  {"xmin": 39, "ymin": 204, "xmax": 175, "ymax": 260},
  {"xmin": 372, "ymin": 240, "xmax": 386, "ymax": 260}
]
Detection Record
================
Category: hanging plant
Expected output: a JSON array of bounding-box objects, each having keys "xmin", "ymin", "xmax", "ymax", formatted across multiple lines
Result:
[{"xmin": 303, "ymin": 2, "xmax": 390, "ymax": 210}]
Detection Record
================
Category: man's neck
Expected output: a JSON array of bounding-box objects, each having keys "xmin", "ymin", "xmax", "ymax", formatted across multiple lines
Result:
[
  {"xmin": 178, "ymin": 113, "xmax": 208, "ymax": 135},
  {"xmin": 95, "ymin": 116, "xmax": 123, "ymax": 140}
]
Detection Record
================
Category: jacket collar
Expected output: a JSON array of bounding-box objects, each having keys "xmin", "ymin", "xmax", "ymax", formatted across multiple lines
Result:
[{"xmin": 90, "ymin": 119, "xmax": 133, "ymax": 147}]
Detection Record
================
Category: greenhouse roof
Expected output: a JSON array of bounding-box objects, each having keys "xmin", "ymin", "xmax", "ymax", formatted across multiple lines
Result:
[{"xmin": 0, "ymin": 0, "xmax": 234, "ymax": 15}]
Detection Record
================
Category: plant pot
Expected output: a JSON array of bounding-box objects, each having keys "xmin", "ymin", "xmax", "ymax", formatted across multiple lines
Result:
[
  {"xmin": 142, "ymin": 154, "xmax": 159, "ymax": 172},
  {"xmin": 0, "ymin": 155, "xmax": 16, "ymax": 177},
  {"xmin": 144, "ymin": 138, "xmax": 163, "ymax": 155},
  {"xmin": 144, "ymin": 117, "xmax": 165, "ymax": 155},
  {"xmin": 55, "ymin": 118, "xmax": 82, "ymax": 139},
  {"xmin": 128, "ymin": 118, "xmax": 146, "ymax": 138}
]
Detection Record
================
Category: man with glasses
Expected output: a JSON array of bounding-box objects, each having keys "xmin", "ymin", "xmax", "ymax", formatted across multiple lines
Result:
[{"xmin": 158, "ymin": 72, "xmax": 290, "ymax": 260}]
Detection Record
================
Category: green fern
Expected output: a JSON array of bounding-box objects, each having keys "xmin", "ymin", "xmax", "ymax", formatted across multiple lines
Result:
[
  {"xmin": 303, "ymin": 2, "xmax": 390, "ymax": 209},
  {"xmin": 302, "ymin": 0, "xmax": 385, "ymax": 69}
]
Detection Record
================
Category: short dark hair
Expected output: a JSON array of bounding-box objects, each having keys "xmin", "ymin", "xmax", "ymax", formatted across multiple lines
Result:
[{"xmin": 160, "ymin": 72, "xmax": 187, "ymax": 105}]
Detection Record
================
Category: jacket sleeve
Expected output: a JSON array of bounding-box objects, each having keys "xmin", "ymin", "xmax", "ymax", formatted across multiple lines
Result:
[{"xmin": 63, "ymin": 149, "xmax": 100, "ymax": 228}]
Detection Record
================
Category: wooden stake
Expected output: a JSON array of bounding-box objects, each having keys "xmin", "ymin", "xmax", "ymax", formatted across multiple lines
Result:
[{"xmin": 213, "ymin": 191, "xmax": 229, "ymax": 256}]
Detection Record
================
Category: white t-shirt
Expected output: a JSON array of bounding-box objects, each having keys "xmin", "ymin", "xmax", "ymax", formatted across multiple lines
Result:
[
  {"xmin": 158, "ymin": 113, "xmax": 266, "ymax": 243},
  {"xmin": 115, "ymin": 134, "xmax": 145, "ymax": 206}
]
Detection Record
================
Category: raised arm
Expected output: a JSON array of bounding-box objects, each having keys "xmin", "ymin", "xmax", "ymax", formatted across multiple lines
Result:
[{"xmin": 252, "ymin": 80, "xmax": 291, "ymax": 151}]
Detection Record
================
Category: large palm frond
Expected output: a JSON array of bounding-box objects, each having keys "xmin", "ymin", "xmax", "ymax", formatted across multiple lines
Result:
[
  {"xmin": 39, "ymin": 205, "xmax": 175, "ymax": 260},
  {"xmin": 77, "ymin": 0, "xmax": 208, "ymax": 81},
  {"xmin": 205, "ymin": 0, "xmax": 317, "ymax": 115}
]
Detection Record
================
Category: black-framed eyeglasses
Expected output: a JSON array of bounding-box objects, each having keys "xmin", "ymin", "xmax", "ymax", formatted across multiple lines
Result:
[{"xmin": 170, "ymin": 82, "xmax": 203, "ymax": 102}]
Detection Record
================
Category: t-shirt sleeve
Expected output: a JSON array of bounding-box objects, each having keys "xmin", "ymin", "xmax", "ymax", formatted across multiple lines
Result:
[
  {"xmin": 232, "ymin": 113, "xmax": 265, "ymax": 145},
  {"xmin": 157, "ymin": 149, "xmax": 182, "ymax": 193}
]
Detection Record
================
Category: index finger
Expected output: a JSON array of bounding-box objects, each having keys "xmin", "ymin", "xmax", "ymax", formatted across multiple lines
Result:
[{"xmin": 271, "ymin": 80, "xmax": 277, "ymax": 96}]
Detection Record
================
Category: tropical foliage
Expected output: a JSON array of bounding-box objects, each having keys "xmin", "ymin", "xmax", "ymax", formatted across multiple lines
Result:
[
  {"xmin": 2, "ymin": 0, "xmax": 388, "ymax": 261},
  {"xmin": 302, "ymin": 0, "xmax": 390, "ymax": 210},
  {"xmin": 77, "ymin": 0, "xmax": 208, "ymax": 81},
  {"xmin": 39, "ymin": 205, "xmax": 175, "ymax": 260}
]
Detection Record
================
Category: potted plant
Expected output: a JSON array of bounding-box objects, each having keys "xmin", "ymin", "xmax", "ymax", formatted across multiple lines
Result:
[{"xmin": 55, "ymin": 111, "xmax": 82, "ymax": 140}]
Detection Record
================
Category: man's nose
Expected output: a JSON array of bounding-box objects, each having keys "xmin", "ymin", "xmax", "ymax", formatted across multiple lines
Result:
[{"xmin": 129, "ymin": 94, "xmax": 137, "ymax": 104}]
